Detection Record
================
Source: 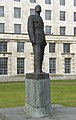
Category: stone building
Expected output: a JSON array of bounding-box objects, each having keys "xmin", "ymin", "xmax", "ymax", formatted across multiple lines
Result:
[{"xmin": 0, "ymin": 0, "xmax": 76, "ymax": 81}]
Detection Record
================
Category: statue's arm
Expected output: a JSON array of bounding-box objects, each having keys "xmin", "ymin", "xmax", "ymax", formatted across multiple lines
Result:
[{"xmin": 28, "ymin": 16, "xmax": 35, "ymax": 44}]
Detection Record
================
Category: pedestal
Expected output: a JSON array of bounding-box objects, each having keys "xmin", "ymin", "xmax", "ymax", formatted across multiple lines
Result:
[{"xmin": 25, "ymin": 73, "xmax": 51, "ymax": 117}]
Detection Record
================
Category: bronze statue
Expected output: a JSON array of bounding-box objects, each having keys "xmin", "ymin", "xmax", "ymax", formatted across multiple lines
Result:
[{"xmin": 28, "ymin": 5, "xmax": 47, "ymax": 73}]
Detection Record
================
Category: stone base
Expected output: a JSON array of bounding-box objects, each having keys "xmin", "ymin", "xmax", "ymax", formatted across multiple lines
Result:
[
  {"xmin": 25, "ymin": 73, "xmax": 51, "ymax": 117},
  {"xmin": 25, "ymin": 102, "xmax": 51, "ymax": 118}
]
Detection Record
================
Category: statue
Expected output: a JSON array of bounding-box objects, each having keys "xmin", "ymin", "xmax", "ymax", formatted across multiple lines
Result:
[{"xmin": 28, "ymin": 5, "xmax": 47, "ymax": 73}]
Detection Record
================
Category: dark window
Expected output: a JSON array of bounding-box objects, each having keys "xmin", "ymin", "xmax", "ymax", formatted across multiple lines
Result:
[
  {"xmin": 14, "ymin": 24, "xmax": 21, "ymax": 33},
  {"xmin": 17, "ymin": 42, "xmax": 24, "ymax": 52},
  {"xmin": 17, "ymin": 58, "xmax": 24, "ymax": 74},
  {"xmin": 14, "ymin": 0, "xmax": 20, "ymax": 1},
  {"xmin": 14, "ymin": 7, "xmax": 21, "ymax": 18},
  {"xmin": 0, "ymin": 6, "xmax": 4, "ymax": 17},
  {"xmin": 74, "ymin": 12, "xmax": 76, "ymax": 21},
  {"xmin": 45, "ymin": 26, "xmax": 51, "ymax": 34},
  {"xmin": 60, "ymin": 11, "xmax": 65, "ymax": 21},
  {"xmin": 65, "ymin": 58, "xmax": 71, "ymax": 73},
  {"xmin": 45, "ymin": 10, "xmax": 51, "ymax": 20},
  {"xmin": 60, "ymin": 26, "xmax": 66, "ymax": 35},
  {"xmin": 60, "ymin": 0, "xmax": 65, "ymax": 5},
  {"xmin": 45, "ymin": 0, "xmax": 51, "ymax": 4},
  {"xmin": 0, "ymin": 23, "xmax": 5, "ymax": 33},
  {"xmin": 63, "ymin": 43, "xmax": 70, "ymax": 53},
  {"xmin": 49, "ymin": 43, "xmax": 55, "ymax": 53},
  {"xmin": 74, "ymin": 27, "xmax": 76, "ymax": 35},
  {"xmin": 0, "ymin": 42, "xmax": 7, "ymax": 52},
  {"xmin": 0, "ymin": 58, "xmax": 8, "ymax": 75},
  {"xmin": 49, "ymin": 58, "xmax": 56, "ymax": 73},
  {"xmin": 30, "ymin": 9, "xmax": 35, "ymax": 15},
  {"xmin": 30, "ymin": 0, "xmax": 36, "ymax": 3},
  {"xmin": 74, "ymin": 0, "xmax": 76, "ymax": 6}
]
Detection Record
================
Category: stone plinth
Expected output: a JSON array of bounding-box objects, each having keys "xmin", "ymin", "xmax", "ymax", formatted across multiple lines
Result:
[{"xmin": 25, "ymin": 73, "xmax": 51, "ymax": 117}]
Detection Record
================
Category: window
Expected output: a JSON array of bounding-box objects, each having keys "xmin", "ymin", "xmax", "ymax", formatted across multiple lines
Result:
[
  {"xmin": 74, "ymin": 12, "xmax": 76, "ymax": 21},
  {"xmin": 74, "ymin": 0, "xmax": 76, "ymax": 6},
  {"xmin": 45, "ymin": 0, "xmax": 51, "ymax": 4},
  {"xmin": 49, "ymin": 43, "xmax": 55, "ymax": 53},
  {"xmin": 45, "ymin": 10, "xmax": 51, "ymax": 20},
  {"xmin": 63, "ymin": 43, "xmax": 70, "ymax": 53},
  {"xmin": 17, "ymin": 58, "xmax": 24, "ymax": 74},
  {"xmin": 14, "ymin": 0, "xmax": 20, "ymax": 1},
  {"xmin": 17, "ymin": 42, "xmax": 24, "ymax": 52},
  {"xmin": 30, "ymin": 0, "xmax": 36, "ymax": 3},
  {"xmin": 74, "ymin": 27, "xmax": 76, "ymax": 35},
  {"xmin": 65, "ymin": 58, "xmax": 71, "ymax": 73},
  {"xmin": 45, "ymin": 26, "xmax": 51, "ymax": 34},
  {"xmin": 0, "ymin": 58, "xmax": 8, "ymax": 75},
  {"xmin": 60, "ymin": 26, "xmax": 66, "ymax": 35},
  {"xmin": 30, "ymin": 9, "xmax": 35, "ymax": 15},
  {"xmin": 14, "ymin": 24, "xmax": 21, "ymax": 33},
  {"xmin": 49, "ymin": 58, "xmax": 56, "ymax": 73},
  {"xmin": 60, "ymin": 0, "xmax": 65, "ymax": 5},
  {"xmin": 0, "ymin": 23, "xmax": 5, "ymax": 33},
  {"xmin": 14, "ymin": 7, "xmax": 21, "ymax": 18},
  {"xmin": 0, "ymin": 42, "xmax": 7, "ymax": 52},
  {"xmin": 0, "ymin": 6, "xmax": 4, "ymax": 17},
  {"xmin": 60, "ymin": 11, "xmax": 65, "ymax": 21}
]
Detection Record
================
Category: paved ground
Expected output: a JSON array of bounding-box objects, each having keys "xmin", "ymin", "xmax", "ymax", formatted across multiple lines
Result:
[{"xmin": 0, "ymin": 105, "xmax": 76, "ymax": 120}]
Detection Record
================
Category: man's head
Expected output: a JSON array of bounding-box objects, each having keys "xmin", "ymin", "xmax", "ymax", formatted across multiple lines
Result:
[{"xmin": 35, "ymin": 5, "xmax": 42, "ymax": 13}]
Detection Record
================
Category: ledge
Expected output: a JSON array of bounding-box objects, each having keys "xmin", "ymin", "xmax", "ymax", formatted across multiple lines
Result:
[
  {"xmin": 0, "ymin": 52, "xmax": 12, "ymax": 54},
  {"xmin": 26, "ymin": 73, "xmax": 49, "ymax": 80}
]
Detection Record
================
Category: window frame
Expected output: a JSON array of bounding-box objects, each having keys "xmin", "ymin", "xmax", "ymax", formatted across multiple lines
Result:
[
  {"xmin": 60, "ymin": 11, "xmax": 65, "ymax": 21},
  {"xmin": 0, "ymin": 23, "xmax": 5, "ymax": 33},
  {"xmin": 65, "ymin": 58, "xmax": 71, "ymax": 73},
  {"xmin": 14, "ymin": 24, "xmax": 21, "ymax": 34},
  {"xmin": 0, "ymin": 6, "xmax": 4, "ymax": 17},
  {"xmin": 0, "ymin": 58, "xmax": 8, "ymax": 75},
  {"xmin": 74, "ymin": 0, "xmax": 76, "ymax": 6},
  {"xmin": 17, "ymin": 58, "xmax": 25, "ymax": 74},
  {"xmin": 14, "ymin": 7, "xmax": 21, "ymax": 18},
  {"xmin": 30, "ymin": 0, "xmax": 36, "ymax": 3},
  {"xmin": 74, "ymin": 27, "xmax": 76, "ymax": 35},
  {"xmin": 45, "ymin": 0, "xmax": 51, "ymax": 4},
  {"xmin": 45, "ymin": 10, "xmax": 51, "ymax": 20},
  {"xmin": 60, "ymin": 26, "xmax": 66, "ymax": 35},
  {"xmin": 49, "ymin": 58, "xmax": 56, "ymax": 73},
  {"xmin": 49, "ymin": 43, "xmax": 55, "ymax": 53},
  {"xmin": 60, "ymin": 0, "xmax": 65, "ymax": 5},
  {"xmin": 45, "ymin": 26, "xmax": 51, "ymax": 34},
  {"xmin": 14, "ymin": 0, "xmax": 20, "ymax": 2},
  {"xmin": 30, "ymin": 9, "xmax": 35, "ymax": 15},
  {"xmin": 74, "ymin": 12, "xmax": 76, "ymax": 21},
  {"xmin": 17, "ymin": 42, "xmax": 24, "ymax": 52},
  {"xmin": 63, "ymin": 43, "xmax": 70, "ymax": 53},
  {"xmin": 0, "ymin": 42, "xmax": 7, "ymax": 52}
]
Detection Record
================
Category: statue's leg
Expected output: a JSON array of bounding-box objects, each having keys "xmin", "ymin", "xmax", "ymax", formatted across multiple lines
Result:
[
  {"xmin": 40, "ymin": 45, "xmax": 45, "ymax": 72},
  {"xmin": 33, "ymin": 44, "xmax": 41, "ymax": 73}
]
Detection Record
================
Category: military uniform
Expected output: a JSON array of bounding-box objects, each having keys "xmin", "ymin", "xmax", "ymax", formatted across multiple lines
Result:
[{"xmin": 28, "ymin": 14, "xmax": 46, "ymax": 73}]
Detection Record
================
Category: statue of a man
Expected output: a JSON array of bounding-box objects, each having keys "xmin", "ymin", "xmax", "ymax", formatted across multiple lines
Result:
[{"xmin": 28, "ymin": 5, "xmax": 47, "ymax": 73}]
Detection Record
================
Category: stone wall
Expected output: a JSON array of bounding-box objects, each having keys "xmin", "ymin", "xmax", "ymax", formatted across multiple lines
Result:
[
  {"xmin": 0, "ymin": 75, "xmax": 25, "ymax": 82},
  {"xmin": 0, "ymin": 75, "xmax": 76, "ymax": 82},
  {"xmin": 50, "ymin": 75, "xmax": 76, "ymax": 80}
]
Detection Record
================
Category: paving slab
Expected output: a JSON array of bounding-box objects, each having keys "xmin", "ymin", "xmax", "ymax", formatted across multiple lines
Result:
[{"xmin": 0, "ymin": 105, "xmax": 76, "ymax": 120}]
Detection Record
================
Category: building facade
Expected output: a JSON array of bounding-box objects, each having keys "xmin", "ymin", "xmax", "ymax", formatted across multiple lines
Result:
[{"xmin": 0, "ymin": 0, "xmax": 76, "ymax": 81}]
